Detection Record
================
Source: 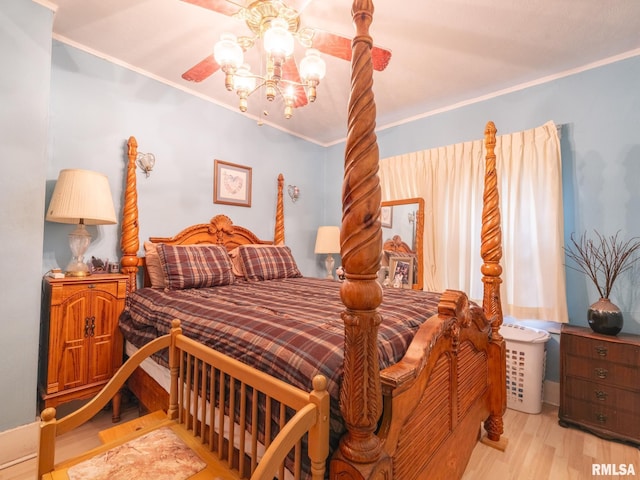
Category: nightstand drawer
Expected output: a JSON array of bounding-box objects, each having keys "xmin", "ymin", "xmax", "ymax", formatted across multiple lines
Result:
[
  {"xmin": 563, "ymin": 376, "xmax": 640, "ymax": 413},
  {"xmin": 563, "ymin": 335, "xmax": 640, "ymax": 366},
  {"xmin": 564, "ymin": 354, "xmax": 640, "ymax": 386},
  {"xmin": 48, "ymin": 274, "xmax": 125, "ymax": 303}
]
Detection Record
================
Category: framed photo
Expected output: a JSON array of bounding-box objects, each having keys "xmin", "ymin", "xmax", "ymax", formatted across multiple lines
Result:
[
  {"xmin": 214, "ymin": 159, "xmax": 252, "ymax": 207},
  {"xmin": 380, "ymin": 205, "xmax": 393, "ymax": 228},
  {"xmin": 389, "ymin": 256, "xmax": 414, "ymax": 289}
]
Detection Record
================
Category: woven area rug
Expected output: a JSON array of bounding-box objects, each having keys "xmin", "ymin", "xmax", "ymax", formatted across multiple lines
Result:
[{"xmin": 67, "ymin": 427, "xmax": 207, "ymax": 480}]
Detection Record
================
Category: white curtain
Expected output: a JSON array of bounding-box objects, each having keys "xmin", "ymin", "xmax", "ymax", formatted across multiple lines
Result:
[{"xmin": 379, "ymin": 121, "xmax": 568, "ymax": 323}]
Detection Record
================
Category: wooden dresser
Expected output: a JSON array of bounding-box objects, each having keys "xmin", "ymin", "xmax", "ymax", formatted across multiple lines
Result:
[
  {"xmin": 39, "ymin": 274, "xmax": 127, "ymax": 421},
  {"xmin": 559, "ymin": 324, "xmax": 640, "ymax": 445}
]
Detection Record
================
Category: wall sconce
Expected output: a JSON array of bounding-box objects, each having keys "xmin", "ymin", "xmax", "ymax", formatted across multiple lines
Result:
[
  {"xmin": 136, "ymin": 152, "xmax": 156, "ymax": 177},
  {"xmin": 287, "ymin": 185, "xmax": 300, "ymax": 202}
]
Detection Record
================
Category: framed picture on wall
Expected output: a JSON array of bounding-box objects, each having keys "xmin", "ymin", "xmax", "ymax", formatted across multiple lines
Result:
[
  {"xmin": 214, "ymin": 159, "xmax": 252, "ymax": 207},
  {"xmin": 389, "ymin": 256, "xmax": 414, "ymax": 289},
  {"xmin": 380, "ymin": 205, "xmax": 393, "ymax": 228}
]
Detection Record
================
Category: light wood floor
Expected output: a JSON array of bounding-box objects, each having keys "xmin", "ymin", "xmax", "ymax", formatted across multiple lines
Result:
[{"xmin": 2, "ymin": 403, "xmax": 637, "ymax": 479}]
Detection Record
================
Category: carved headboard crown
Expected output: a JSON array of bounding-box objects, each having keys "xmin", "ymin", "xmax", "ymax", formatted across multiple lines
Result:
[{"xmin": 148, "ymin": 215, "xmax": 270, "ymax": 251}]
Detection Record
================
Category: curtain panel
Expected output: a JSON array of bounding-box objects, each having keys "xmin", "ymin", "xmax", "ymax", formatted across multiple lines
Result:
[{"xmin": 379, "ymin": 121, "xmax": 568, "ymax": 323}]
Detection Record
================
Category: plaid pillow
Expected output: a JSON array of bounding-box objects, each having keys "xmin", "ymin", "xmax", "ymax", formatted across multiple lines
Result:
[
  {"xmin": 238, "ymin": 245, "xmax": 303, "ymax": 281},
  {"xmin": 156, "ymin": 244, "xmax": 235, "ymax": 289},
  {"xmin": 144, "ymin": 241, "xmax": 167, "ymax": 288}
]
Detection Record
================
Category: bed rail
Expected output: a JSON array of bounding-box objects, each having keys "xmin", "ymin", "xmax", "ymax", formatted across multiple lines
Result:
[{"xmin": 38, "ymin": 320, "xmax": 330, "ymax": 480}]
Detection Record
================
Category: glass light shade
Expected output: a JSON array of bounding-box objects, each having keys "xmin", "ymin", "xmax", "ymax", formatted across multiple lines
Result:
[
  {"xmin": 235, "ymin": 64, "xmax": 256, "ymax": 92},
  {"xmin": 214, "ymin": 33, "xmax": 244, "ymax": 69},
  {"xmin": 136, "ymin": 152, "xmax": 155, "ymax": 177},
  {"xmin": 299, "ymin": 48, "xmax": 326, "ymax": 81},
  {"xmin": 263, "ymin": 18, "xmax": 294, "ymax": 57},
  {"xmin": 283, "ymin": 84, "xmax": 295, "ymax": 101}
]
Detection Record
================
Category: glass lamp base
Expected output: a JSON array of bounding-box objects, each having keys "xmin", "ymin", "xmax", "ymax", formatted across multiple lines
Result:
[
  {"xmin": 325, "ymin": 254, "xmax": 335, "ymax": 279},
  {"xmin": 65, "ymin": 223, "xmax": 92, "ymax": 277},
  {"xmin": 65, "ymin": 258, "xmax": 91, "ymax": 277}
]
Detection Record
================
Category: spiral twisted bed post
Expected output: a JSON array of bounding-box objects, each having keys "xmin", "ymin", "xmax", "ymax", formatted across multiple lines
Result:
[
  {"xmin": 480, "ymin": 121, "xmax": 506, "ymax": 445},
  {"xmin": 121, "ymin": 137, "xmax": 140, "ymax": 293},
  {"xmin": 331, "ymin": 1, "xmax": 392, "ymax": 478},
  {"xmin": 274, "ymin": 173, "xmax": 285, "ymax": 245}
]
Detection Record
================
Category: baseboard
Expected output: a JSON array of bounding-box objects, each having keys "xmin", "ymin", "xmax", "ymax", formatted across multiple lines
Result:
[
  {"xmin": 544, "ymin": 379, "xmax": 560, "ymax": 406},
  {"xmin": 0, "ymin": 420, "xmax": 39, "ymax": 469}
]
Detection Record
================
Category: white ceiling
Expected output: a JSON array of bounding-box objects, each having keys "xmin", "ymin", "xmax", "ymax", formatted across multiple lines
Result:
[{"xmin": 48, "ymin": 0, "xmax": 640, "ymax": 146}]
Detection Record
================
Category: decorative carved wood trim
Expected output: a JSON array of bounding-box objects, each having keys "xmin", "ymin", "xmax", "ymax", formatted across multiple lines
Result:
[{"xmin": 149, "ymin": 214, "xmax": 268, "ymax": 249}]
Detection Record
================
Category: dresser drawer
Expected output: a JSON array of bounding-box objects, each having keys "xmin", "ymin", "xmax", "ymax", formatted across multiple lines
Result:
[
  {"xmin": 563, "ymin": 376, "xmax": 640, "ymax": 415},
  {"xmin": 563, "ymin": 334, "xmax": 640, "ymax": 366},
  {"xmin": 561, "ymin": 397, "xmax": 640, "ymax": 440},
  {"xmin": 564, "ymin": 353, "xmax": 640, "ymax": 387}
]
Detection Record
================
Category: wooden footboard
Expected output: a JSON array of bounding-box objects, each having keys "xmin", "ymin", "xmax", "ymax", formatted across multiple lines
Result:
[
  {"xmin": 39, "ymin": 321, "xmax": 330, "ymax": 480},
  {"xmin": 378, "ymin": 290, "xmax": 491, "ymax": 479}
]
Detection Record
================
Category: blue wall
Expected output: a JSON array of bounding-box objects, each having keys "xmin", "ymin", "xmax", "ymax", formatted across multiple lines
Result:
[{"xmin": 0, "ymin": 0, "xmax": 52, "ymax": 432}]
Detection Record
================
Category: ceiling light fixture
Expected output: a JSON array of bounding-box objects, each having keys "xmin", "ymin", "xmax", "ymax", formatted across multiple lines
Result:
[{"xmin": 213, "ymin": 0, "xmax": 326, "ymax": 119}]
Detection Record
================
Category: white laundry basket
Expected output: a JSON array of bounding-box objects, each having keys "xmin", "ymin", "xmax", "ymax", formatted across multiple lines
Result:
[{"xmin": 500, "ymin": 323, "xmax": 551, "ymax": 414}]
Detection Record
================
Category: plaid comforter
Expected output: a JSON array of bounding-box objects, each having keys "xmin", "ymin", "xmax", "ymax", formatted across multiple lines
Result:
[{"xmin": 119, "ymin": 277, "xmax": 441, "ymax": 472}]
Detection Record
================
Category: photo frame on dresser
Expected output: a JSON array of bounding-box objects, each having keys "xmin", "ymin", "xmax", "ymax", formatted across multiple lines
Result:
[
  {"xmin": 389, "ymin": 255, "xmax": 414, "ymax": 289},
  {"xmin": 214, "ymin": 159, "xmax": 252, "ymax": 207}
]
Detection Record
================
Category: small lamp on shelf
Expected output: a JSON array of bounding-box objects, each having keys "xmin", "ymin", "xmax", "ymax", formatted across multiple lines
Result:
[
  {"xmin": 314, "ymin": 226, "xmax": 340, "ymax": 279},
  {"xmin": 46, "ymin": 169, "xmax": 117, "ymax": 277}
]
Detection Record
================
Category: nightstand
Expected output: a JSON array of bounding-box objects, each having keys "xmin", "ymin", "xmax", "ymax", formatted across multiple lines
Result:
[
  {"xmin": 559, "ymin": 324, "xmax": 640, "ymax": 445},
  {"xmin": 39, "ymin": 274, "xmax": 128, "ymax": 422}
]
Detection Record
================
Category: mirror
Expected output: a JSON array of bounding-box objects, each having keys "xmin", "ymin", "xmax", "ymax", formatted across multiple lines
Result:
[{"xmin": 381, "ymin": 198, "xmax": 424, "ymax": 290}]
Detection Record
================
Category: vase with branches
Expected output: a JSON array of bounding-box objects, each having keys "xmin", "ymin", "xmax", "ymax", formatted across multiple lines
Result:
[{"xmin": 564, "ymin": 230, "xmax": 640, "ymax": 335}]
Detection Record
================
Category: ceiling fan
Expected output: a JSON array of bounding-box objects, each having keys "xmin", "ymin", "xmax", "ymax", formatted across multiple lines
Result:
[{"xmin": 180, "ymin": 0, "xmax": 392, "ymax": 111}]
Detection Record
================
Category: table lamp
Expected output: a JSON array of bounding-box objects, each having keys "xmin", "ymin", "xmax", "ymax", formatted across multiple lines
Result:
[
  {"xmin": 46, "ymin": 169, "xmax": 117, "ymax": 277},
  {"xmin": 314, "ymin": 226, "xmax": 340, "ymax": 279}
]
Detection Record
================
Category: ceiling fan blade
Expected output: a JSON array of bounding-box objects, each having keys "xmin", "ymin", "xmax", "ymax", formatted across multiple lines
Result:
[
  {"xmin": 311, "ymin": 30, "xmax": 392, "ymax": 71},
  {"xmin": 181, "ymin": 0, "xmax": 240, "ymax": 17},
  {"xmin": 182, "ymin": 55, "xmax": 221, "ymax": 82},
  {"xmin": 282, "ymin": 58, "xmax": 308, "ymax": 108}
]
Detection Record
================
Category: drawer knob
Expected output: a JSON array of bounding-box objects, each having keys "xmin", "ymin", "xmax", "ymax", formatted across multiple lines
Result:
[
  {"xmin": 594, "ymin": 367, "xmax": 608, "ymax": 379},
  {"xmin": 595, "ymin": 346, "xmax": 608, "ymax": 357},
  {"xmin": 595, "ymin": 413, "xmax": 607, "ymax": 424},
  {"xmin": 594, "ymin": 390, "xmax": 608, "ymax": 401}
]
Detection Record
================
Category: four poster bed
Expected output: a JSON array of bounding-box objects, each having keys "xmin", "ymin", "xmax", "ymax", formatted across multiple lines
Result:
[{"xmin": 41, "ymin": 2, "xmax": 507, "ymax": 479}]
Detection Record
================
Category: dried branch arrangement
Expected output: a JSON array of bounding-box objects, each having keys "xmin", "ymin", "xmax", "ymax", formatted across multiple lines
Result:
[{"xmin": 564, "ymin": 230, "xmax": 640, "ymax": 298}]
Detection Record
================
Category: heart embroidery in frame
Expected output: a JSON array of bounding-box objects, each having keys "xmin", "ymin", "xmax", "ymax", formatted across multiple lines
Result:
[{"xmin": 223, "ymin": 172, "xmax": 244, "ymax": 195}]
